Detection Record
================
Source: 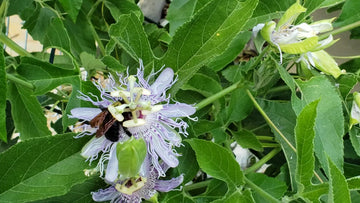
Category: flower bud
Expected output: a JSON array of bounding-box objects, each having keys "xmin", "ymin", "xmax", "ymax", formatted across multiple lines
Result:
[
  {"xmin": 306, "ymin": 50, "xmax": 343, "ymax": 78},
  {"xmin": 116, "ymin": 137, "xmax": 147, "ymax": 178},
  {"xmin": 350, "ymin": 92, "xmax": 360, "ymax": 129}
]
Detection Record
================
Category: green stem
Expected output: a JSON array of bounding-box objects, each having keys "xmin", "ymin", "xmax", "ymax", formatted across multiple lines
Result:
[
  {"xmin": 266, "ymin": 85, "xmax": 290, "ymax": 95},
  {"xmin": 319, "ymin": 20, "xmax": 360, "ymax": 40},
  {"xmin": 256, "ymin": 135, "xmax": 275, "ymax": 141},
  {"xmin": 246, "ymin": 89, "xmax": 297, "ymax": 152},
  {"xmin": 261, "ymin": 143, "xmax": 280, "ymax": 148},
  {"xmin": 87, "ymin": 0, "xmax": 103, "ymax": 18},
  {"xmin": 87, "ymin": 18, "xmax": 105, "ymax": 56},
  {"xmin": 244, "ymin": 176, "xmax": 280, "ymax": 203},
  {"xmin": 7, "ymin": 74, "xmax": 34, "ymax": 89},
  {"xmin": 332, "ymin": 55, "xmax": 360, "ymax": 59},
  {"xmin": 195, "ymin": 81, "xmax": 242, "ymax": 110},
  {"xmin": 184, "ymin": 180, "xmax": 212, "ymax": 191},
  {"xmin": 0, "ymin": 33, "xmax": 32, "ymax": 57},
  {"xmin": 244, "ymin": 147, "xmax": 281, "ymax": 174}
]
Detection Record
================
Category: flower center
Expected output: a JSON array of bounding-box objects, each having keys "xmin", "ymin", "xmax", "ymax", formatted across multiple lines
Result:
[
  {"xmin": 109, "ymin": 75, "xmax": 163, "ymax": 128},
  {"xmin": 115, "ymin": 176, "xmax": 147, "ymax": 195}
]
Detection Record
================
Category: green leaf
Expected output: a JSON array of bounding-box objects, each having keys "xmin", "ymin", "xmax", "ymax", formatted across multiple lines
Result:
[
  {"xmin": 0, "ymin": 133, "xmax": 91, "ymax": 202},
  {"xmin": 295, "ymin": 100, "xmax": 319, "ymax": 192},
  {"xmin": 17, "ymin": 57, "xmax": 78, "ymax": 95},
  {"xmin": 216, "ymin": 189, "xmax": 255, "ymax": 203},
  {"xmin": 102, "ymin": 55, "xmax": 127, "ymax": 73},
  {"xmin": 162, "ymin": 0, "xmax": 258, "ymax": 95},
  {"xmin": 347, "ymin": 176, "xmax": 360, "ymax": 190},
  {"xmin": 64, "ymin": 10, "xmax": 96, "ymax": 58},
  {"xmin": 336, "ymin": 74, "xmax": 357, "ymax": 99},
  {"xmin": 328, "ymin": 158, "xmax": 351, "ymax": 203},
  {"xmin": 43, "ymin": 17, "xmax": 71, "ymax": 52},
  {"xmin": 166, "ymin": 0, "xmax": 208, "ymax": 36},
  {"xmin": 182, "ymin": 72, "xmax": 223, "ymax": 98},
  {"xmin": 35, "ymin": 176, "xmax": 106, "ymax": 203},
  {"xmin": 349, "ymin": 126, "xmax": 360, "ymax": 157},
  {"xmin": 169, "ymin": 142, "xmax": 199, "ymax": 184},
  {"xmin": 297, "ymin": 0, "xmax": 326, "ymax": 23},
  {"xmin": 187, "ymin": 139, "xmax": 244, "ymax": 189},
  {"xmin": 0, "ymin": 47, "xmax": 6, "ymax": 142},
  {"xmin": 105, "ymin": 0, "xmax": 142, "ymax": 21},
  {"xmin": 319, "ymin": 0, "xmax": 345, "ymax": 8},
  {"xmin": 244, "ymin": 0, "xmax": 296, "ymax": 29},
  {"xmin": 80, "ymin": 52, "xmax": 106, "ymax": 75},
  {"xmin": 193, "ymin": 179, "xmax": 228, "ymax": 202},
  {"xmin": 59, "ymin": 0, "xmax": 83, "ymax": 23},
  {"xmin": 7, "ymin": 82, "xmax": 51, "ymax": 140},
  {"xmin": 302, "ymin": 184, "xmax": 328, "ymax": 202},
  {"xmin": 109, "ymin": 13, "xmax": 154, "ymax": 67},
  {"xmin": 226, "ymin": 88, "xmax": 253, "ymax": 123},
  {"xmin": 22, "ymin": 7, "xmax": 71, "ymax": 53},
  {"xmin": 116, "ymin": 138, "xmax": 147, "ymax": 178},
  {"xmin": 160, "ymin": 190, "xmax": 195, "ymax": 203},
  {"xmin": 334, "ymin": 0, "xmax": 360, "ymax": 28},
  {"xmin": 233, "ymin": 129, "xmax": 263, "ymax": 152},
  {"xmin": 7, "ymin": 0, "xmax": 34, "ymax": 17},
  {"xmin": 208, "ymin": 31, "xmax": 252, "ymax": 71},
  {"xmin": 246, "ymin": 173, "xmax": 287, "ymax": 202},
  {"xmin": 259, "ymin": 100, "xmax": 298, "ymax": 190},
  {"xmin": 292, "ymin": 76, "xmax": 344, "ymax": 174}
]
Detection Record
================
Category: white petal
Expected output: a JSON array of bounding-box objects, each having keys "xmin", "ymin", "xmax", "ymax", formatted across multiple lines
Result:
[
  {"xmin": 70, "ymin": 107, "xmax": 102, "ymax": 121},
  {"xmin": 150, "ymin": 133, "xmax": 179, "ymax": 168},
  {"xmin": 150, "ymin": 68, "xmax": 174, "ymax": 95},
  {"xmin": 81, "ymin": 136, "xmax": 106, "ymax": 159},
  {"xmin": 105, "ymin": 143, "xmax": 119, "ymax": 183},
  {"xmin": 161, "ymin": 103, "xmax": 196, "ymax": 117}
]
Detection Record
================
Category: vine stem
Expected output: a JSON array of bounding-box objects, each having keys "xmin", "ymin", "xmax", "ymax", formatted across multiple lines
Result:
[
  {"xmin": 0, "ymin": 33, "xmax": 32, "ymax": 57},
  {"xmin": 244, "ymin": 177, "xmax": 280, "ymax": 203},
  {"xmin": 7, "ymin": 74, "xmax": 34, "ymax": 89},
  {"xmin": 245, "ymin": 147, "xmax": 281, "ymax": 174},
  {"xmin": 195, "ymin": 81, "xmax": 242, "ymax": 110},
  {"xmin": 319, "ymin": 20, "xmax": 360, "ymax": 40},
  {"xmin": 183, "ymin": 179, "xmax": 212, "ymax": 191},
  {"xmin": 246, "ymin": 89, "xmax": 324, "ymax": 183}
]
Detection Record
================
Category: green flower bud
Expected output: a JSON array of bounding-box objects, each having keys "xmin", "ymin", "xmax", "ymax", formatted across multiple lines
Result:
[
  {"xmin": 307, "ymin": 50, "xmax": 343, "ymax": 79},
  {"xmin": 350, "ymin": 92, "xmax": 360, "ymax": 129},
  {"xmin": 116, "ymin": 137, "xmax": 147, "ymax": 178}
]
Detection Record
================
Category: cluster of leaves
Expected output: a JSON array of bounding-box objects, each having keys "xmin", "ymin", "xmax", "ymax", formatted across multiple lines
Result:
[{"xmin": 1, "ymin": 0, "xmax": 360, "ymax": 202}]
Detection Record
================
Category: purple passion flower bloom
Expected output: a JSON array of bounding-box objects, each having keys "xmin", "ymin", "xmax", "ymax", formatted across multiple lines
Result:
[
  {"xmin": 92, "ymin": 159, "xmax": 183, "ymax": 203},
  {"xmin": 70, "ymin": 60, "xmax": 196, "ymax": 177}
]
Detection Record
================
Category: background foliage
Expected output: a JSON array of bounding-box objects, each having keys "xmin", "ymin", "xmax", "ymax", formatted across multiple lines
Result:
[{"xmin": 1, "ymin": 0, "xmax": 360, "ymax": 202}]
